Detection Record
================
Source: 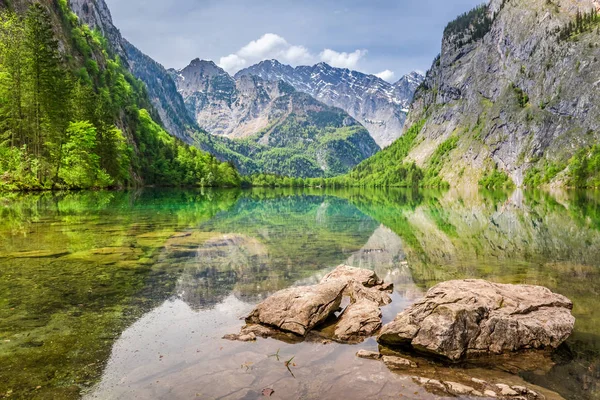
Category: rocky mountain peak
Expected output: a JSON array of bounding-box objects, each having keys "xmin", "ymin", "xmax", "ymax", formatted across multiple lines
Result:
[
  {"xmin": 69, "ymin": 0, "xmax": 127, "ymax": 62},
  {"xmin": 236, "ymin": 61, "xmax": 423, "ymax": 147}
]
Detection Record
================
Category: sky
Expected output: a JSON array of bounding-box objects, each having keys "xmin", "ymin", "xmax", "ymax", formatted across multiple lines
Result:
[{"xmin": 104, "ymin": 0, "xmax": 484, "ymax": 82}]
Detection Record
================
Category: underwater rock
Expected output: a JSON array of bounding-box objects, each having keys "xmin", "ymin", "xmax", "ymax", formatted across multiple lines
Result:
[
  {"xmin": 382, "ymin": 355, "xmax": 418, "ymax": 369},
  {"xmin": 356, "ymin": 350, "xmax": 381, "ymax": 360},
  {"xmin": 378, "ymin": 279, "xmax": 575, "ymax": 361}
]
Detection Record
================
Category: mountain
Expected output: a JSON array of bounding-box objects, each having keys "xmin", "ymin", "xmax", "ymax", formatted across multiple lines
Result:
[
  {"xmin": 0, "ymin": 0, "xmax": 240, "ymax": 191},
  {"xmin": 236, "ymin": 60, "xmax": 424, "ymax": 147},
  {"xmin": 123, "ymin": 40, "xmax": 199, "ymax": 142},
  {"xmin": 171, "ymin": 59, "xmax": 380, "ymax": 177},
  {"xmin": 70, "ymin": 0, "xmax": 198, "ymax": 143},
  {"xmin": 341, "ymin": 0, "xmax": 600, "ymax": 189}
]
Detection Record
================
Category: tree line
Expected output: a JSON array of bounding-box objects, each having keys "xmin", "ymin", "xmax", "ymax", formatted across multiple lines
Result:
[{"xmin": 0, "ymin": 2, "xmax": 240, "ymax": 191}]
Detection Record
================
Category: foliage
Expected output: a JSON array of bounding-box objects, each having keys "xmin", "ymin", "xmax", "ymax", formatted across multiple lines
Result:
[
  {"xmin": 511, "ymin": 83, "xmax": 530, "ymax": 108},
  {"xmin": 421, "ymin": 136, "xmax": 459, "ymax": 187},
  {"xmin": 524, "ymin": 162, "xmax": 566, "ymax": 187},
  {"xmin": 0, "ymin": 3, "xmax": 240, "ymax": 191},
  {"xmin": 479, "ymin": 168, "xmax": 515, "ymax": 189},
  {"xmin": 557, "ymin": 8, "xmax": 600, "ymax": 41},
  {"xmin": 327, "ymin": 120, "xmax": 427, "ymax": 187},
  {"xmin": 444, "ymin": 4, "xmax": 493, "ymax": 47},
  {"xmin": 567, "ymin": 144, "xmax": 600, "ymax": 188}
]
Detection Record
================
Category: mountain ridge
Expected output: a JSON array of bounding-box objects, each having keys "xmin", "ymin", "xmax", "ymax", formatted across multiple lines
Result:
[
  {"xmin": 171, "ymin": 58, "xmax": 380, "ymax": 177},
  {"xmin": 235, "ymin": 60, "xmax": 424, "ymax": 147}
]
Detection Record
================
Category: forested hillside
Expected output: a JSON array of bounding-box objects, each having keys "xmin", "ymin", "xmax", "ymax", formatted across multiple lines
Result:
[{"xmin": 0, "ymin": 0, "xmax": 239, "ymax": 190}]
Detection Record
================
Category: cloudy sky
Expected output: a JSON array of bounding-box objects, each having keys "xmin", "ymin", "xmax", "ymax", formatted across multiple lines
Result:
[{"xmin": 104, "ymin": 0, "xmax": 483, "ymax": 81}]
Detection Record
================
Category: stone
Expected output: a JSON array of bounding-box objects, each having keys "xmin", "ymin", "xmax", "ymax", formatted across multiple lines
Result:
[
  {"xmin": 246, "ymin": 280, "xmax": 346, "ymax": 336},
  {"xmin": 346, "ymin": 281, "xmax": 392, "ymax": 306},
  {"xmin": 334, "ymin": 299, "xmax": 382, "ymax": 342},
  {"xmin": 322, "ymin": 265, "xmax": 393, "ymax": 306},
  {"xmin": 496, "ymin": 384, "xmax": 519, "ymax": 396},
  {"xmin": 484, "ymin": 390, "xmax": 498, "ymax": 397},
  {"xmin": 320, "ymin": 265, "xmax": 384, "ymax": 287},
  {"xmin": 382, "ymin": 355, "xmax": 418, "ymax": 369},
  {"xmin": 378, "ymin": 279, "xmax": 575, "ymax": 360},
  {"xmin": 355, "ymin": 350, "xmax": 381, "ymax": 360},
  {"xmin": 445, "ymin": 381, "xmax": 479, "ymax": 396}
]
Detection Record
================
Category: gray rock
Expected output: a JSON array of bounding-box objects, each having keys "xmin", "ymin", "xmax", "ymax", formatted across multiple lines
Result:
[
  {"xmin": 236, "ymin": 60, "xmax": 424, "ymax": 147},
  {"xmin": 246, "ymin": 280, "xmax": 346, "ymax": 336},
  {"xmin": 402, "ymin": 0, "xmax": 600, "ymax": 187},
  {"xmin": 378, "ymin": 279, "xmax": 575, "ymax": 360}
]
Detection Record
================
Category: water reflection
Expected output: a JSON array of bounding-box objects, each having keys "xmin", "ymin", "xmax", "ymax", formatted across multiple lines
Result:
[{"xmin": 1, "ymin": 188, "xmax": 600, "ymax": 399}]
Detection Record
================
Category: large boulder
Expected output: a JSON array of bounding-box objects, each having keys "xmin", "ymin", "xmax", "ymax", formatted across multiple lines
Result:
[
  {"xmin": 378, "ymin": 279, "xmax": 575, "ymax": 361},
  {"xmin": 232, "ymin": 265, "xmax": 393, "ymax": 341},
  {"xmin": 246, "ymin": 280, "xmax": 346, "ymax": 336}
]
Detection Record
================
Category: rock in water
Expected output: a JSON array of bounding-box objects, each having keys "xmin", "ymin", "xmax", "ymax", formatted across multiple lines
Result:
[
  {"xmin": 334, "ymin": 299, "xmax": 382, "ymax": 342},
  {"xmin": 378, "ymin": 279, "xmax": 575, "ymax": 360},
  {"xmin": 321, "ymin": 265, "xmax": 384, "ymax": 287},
  {"xmin": 246, "ymin": 280, "xmax": 346, "ymax": 336}
]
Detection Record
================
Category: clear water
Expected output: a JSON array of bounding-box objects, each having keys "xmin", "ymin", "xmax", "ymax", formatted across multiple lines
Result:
[{"xmin": 0, "ymin": 188, "xmax": 598, "ymax": 399}]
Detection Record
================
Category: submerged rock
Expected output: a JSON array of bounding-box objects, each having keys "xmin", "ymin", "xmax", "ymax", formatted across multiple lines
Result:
[
  {"xmin": 411, "ymin": 376, "xmax": 545, "ymax": 399},
  {"xmin": 382, "ymin": 355, "xmax": 418, "ymax": 369},
  {"xmin": 378, "ymin": 279, "xmax": 575, "ymax": 361},
  {"xmin": 356, "ymin": 350, "xmax": 381, "ymax": 360}
]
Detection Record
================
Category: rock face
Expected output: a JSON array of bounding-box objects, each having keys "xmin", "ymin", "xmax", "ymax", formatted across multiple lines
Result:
[
  {"xmin": 123, "ymin": 40, "xmax": 198, "ymax": 142},
  {"xmin": 378, "ymin": 279, "xmax": 575, "ymax": 360},
  {"xmin": 236, "ymin": 60, "xmax": 424, "ymax": 147},
  {"xmin": 234, "ymin": 265, "xmax": 392, "ymax": 342},
  {"xmin": 401, "ymin": 0, "xmax": 600, "ymax": 186},
  {"xmin": 171, "ymin": 60, "xmax": 380, "ymax": 177},
  {"xmin": 71, "ymin": 0, "xmax": 199, "ymax": 143}
]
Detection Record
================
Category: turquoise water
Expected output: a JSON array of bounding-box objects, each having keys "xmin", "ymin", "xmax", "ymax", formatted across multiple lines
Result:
[{"xmin": 0, "ymin": 188, "xmax": 598, "ymax": 399}]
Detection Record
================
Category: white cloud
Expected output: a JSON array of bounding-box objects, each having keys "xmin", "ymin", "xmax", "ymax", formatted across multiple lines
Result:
[
  {"xmin": 238, "ymin": 33, "xmax": 288, "ymax": 59},
  {"xmin": 217, "ymin": 33, "xmax": 373, "ymax": 75},
  {"xmin": 281, "ymin": 45, "xmax": 313, "ymax": 65},
  {"xmin": 319, "ymin": 49, "xmax": 367, "ymax": 69},
  {"xmin": 219, "ymin": 54, "xmax": 247, "ymax": 72},
  {"xmin": 375, "ymin": 69, "xmax": 395, "ymax": 82}
]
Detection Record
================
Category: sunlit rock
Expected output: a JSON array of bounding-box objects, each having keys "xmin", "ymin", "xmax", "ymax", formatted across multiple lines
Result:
[{"xmin": 378, "ymin": 279, "xmax": 575, "ymax": 360}]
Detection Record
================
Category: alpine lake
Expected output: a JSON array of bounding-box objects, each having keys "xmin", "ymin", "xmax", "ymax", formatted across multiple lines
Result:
[{"xmin": 0, "ymin": 187, "xmax": 599, "ymax": 400}]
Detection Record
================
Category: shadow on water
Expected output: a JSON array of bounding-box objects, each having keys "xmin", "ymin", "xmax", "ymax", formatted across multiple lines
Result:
[{"xmin": 0, "ymin": 187, "xmax": 599, "ymax": 399}]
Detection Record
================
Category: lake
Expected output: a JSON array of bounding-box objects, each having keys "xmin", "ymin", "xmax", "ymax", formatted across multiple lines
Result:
[{"xmin": 0, "ymin": 188, "xmax": 599, "ymax": 399}]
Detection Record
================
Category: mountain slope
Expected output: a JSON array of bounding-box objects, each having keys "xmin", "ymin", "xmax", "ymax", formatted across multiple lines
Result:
[
  {"xmin": 0, "ymin": 0, "xmax": 239, "ymax": 190},
  {"xmin": 172, "ymin": 59, "xmax": 380, "ymax": 177},
  {"xmin": 401, "ymin": 0, "xmax": 600, "ymax": 188},
  {"xmin": 70, "ymin": 0, "xmax": 198, "ymax": 143},
  {"xmin": 337, "ymin": 0, "xmax": 600, "ymax": 189},
  {"xmin": 236, "ymin": 60, "xmax": 424, "ymax": 147}
]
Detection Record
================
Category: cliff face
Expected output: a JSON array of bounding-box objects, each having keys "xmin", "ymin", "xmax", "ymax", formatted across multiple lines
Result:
[
  {"xmin": 70, "ymin": 0, "xmax": 198, "ymax": 143},
  {"xmin": 405, "ymin": 0, "xmax": 600, "ymax": 186}
]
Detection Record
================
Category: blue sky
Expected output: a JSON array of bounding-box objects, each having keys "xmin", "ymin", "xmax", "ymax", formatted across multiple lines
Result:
[{"xmin": 105, "ymin": 0, "xmax": 484, "ymax": 81}]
